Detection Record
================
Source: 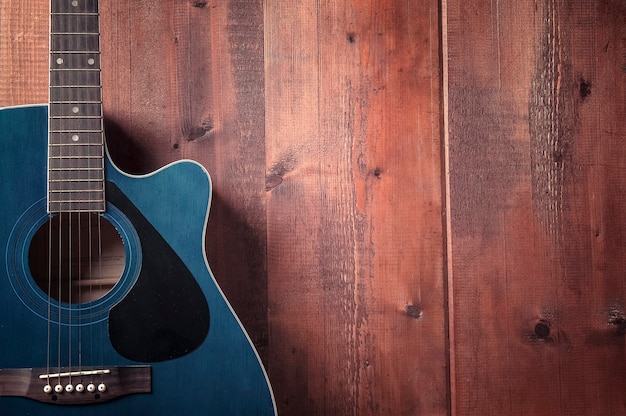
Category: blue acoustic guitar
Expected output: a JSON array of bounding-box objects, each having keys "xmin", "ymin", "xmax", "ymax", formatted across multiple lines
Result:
[{"xmin": 0, "ymin": 1, "xmax": 277, "ymax": 414}]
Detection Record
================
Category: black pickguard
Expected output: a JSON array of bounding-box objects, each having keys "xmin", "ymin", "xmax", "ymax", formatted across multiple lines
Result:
[{"xmin": 106, "ymin": 181, "xmax": 210, "ymax": 363}]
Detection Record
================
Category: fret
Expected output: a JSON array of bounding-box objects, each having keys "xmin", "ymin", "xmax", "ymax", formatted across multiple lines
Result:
[
  {"xmin": 49, "ymin": 155, "xmax": 103, "ymax": 159},
  {"xmin": 50, "ymin": 113, "xmax": 101, "ymax": 117},
  {"xmin": 52, "ymin": 30, "xmax": 99, "ymax": 36},
  {"xmin": 49, "ymin": 168, "xmax": 103, "ymax": 173},
  {"xmin": 49, "ymin": 191, "xmax": 106, "ymax": 199},
  {"xmin": 50, "ymin": 115, "xmax": 102, "ymax": 119},
  {"xmin": 51, "ymin": 0, "xmax": 99, "ymax": 14},
  {"xmin": 50, "ymin": 190, "xmax": 105, "ymax": 196},
  {"xmin": 50, "ymin": 100, "xmax": 102, "ymax": 104},
  {"xmin": 51, "ymin": 12, "xmax": 98, "ymax": 16},
  {"xmin": 50, "ymin": 84, "xmax": 101, "ymax": 88},
  {"xmin": 49, "ymin": 193, "xmax": 104, "ymax": 200},
  {"xmin": 48, "ymin": 142, "xmax": 103, "ymax": 146},
  {"xmin": 49, "ymin": 195, "xmax": 104, "ymax": 201},
  {"xmin": 48, "ymin": 163, "xmax": 102, "ymax": 171},
  {"xmin": 49, "ymin": 190, "xmax": 105, "ymax": 196},
  {"xmin": 51, "ymin": 13, "xmax": 98, "ymax": 17},
  {"xmin": 49, "ymin": 178, "xmax": 103, "ymax": 183},
  {"xmin": 48, "ymin": 195, "xmax": 107, "ymax": 212},
  {"xmin": 51, "ymin": 51, "xmax": 100, "ymax": 55},
  {"xmin": 52, "ymin": 83, "xmax": 101, "ymax": 88},
  {"xmin": 49, "ymin": 130, "xmax": 103, "ymax": 134},
  {"xmin": 49, "ymin": 184, "xmax": 105, "ymax": 196},
  {"xmin": 49, "ymin": 169, "xmax": 103, "ymax": 176},
  {"xmin": 52, "ymin": 68, "xmax": 100, "ymax": 72},
  {"xmin": 49, "ymin": 152, "xmax": 103, "ymax": 162}
]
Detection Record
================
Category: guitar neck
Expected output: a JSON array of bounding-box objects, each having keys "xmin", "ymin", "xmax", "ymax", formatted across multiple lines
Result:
[{"xmin": 48, "ymin": 0, "xmax": 105, "ymax": 213}]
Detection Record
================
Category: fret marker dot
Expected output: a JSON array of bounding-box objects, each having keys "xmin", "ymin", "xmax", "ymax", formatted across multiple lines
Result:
[
  {"xmin": 72, "ymin": 106, "xmax": 80, "ymax": 114},
  {"xmin": 56, "ymin": 57, "xmax": 64, "ymax": 65},
  {"xmin": 88, "ymin": 58, "xmax": 95, "ymax": 66},
  {"xmin": 72, "ymin": 135, "xmax": 80, "ymax": 142},
  {"xmin": 72, "ymin": 0, "xmax": 78, "ymax": 6}
]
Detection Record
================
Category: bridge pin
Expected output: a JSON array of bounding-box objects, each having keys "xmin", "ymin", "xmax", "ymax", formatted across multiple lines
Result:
[
  {"xmin": 87, "ymin": 383, "xmax": 96, "ymax": 393},
  {"xmin": 65, "ymin": 383, "xmax": 74, "ymax": 393},
  {"xmin": 54, "ymin": 384, "xmax": 64, "ymax": 394},
  {"xmin": 43, "ymin": 385, "xmax": 53, "ymax": 394},
  {"xmin": 98, "ymin": 383, "xmax": 107, "ymax": 392},
  {"xmin": 75, "ymin": 383, "xmax": 85, "ymax": 393}
]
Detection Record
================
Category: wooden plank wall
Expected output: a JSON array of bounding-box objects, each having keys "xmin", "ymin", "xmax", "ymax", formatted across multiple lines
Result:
[
  {"xmin": 1, "ymin": 0, "xmax": 625, "ymax": 415},
  {"xmin": 445, "ymin": 0, "xmax": 626, "ymax": 414}
]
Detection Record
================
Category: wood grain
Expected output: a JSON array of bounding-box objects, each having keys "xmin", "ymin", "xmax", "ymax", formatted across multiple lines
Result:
[
  {"xmin": 445, "ymin": 0, "xmax": 626, "ymax": 414},
  {"xmin": 265, "ymin": 1, "xmax": 446, "ymax": 414},
  {"xmin": 0, "ymin": 1, "xmax": 48, "ymax": 105}
]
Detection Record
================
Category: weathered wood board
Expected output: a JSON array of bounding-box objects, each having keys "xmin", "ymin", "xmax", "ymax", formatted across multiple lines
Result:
[
  {"xmin": 445, "ymin": 0, "xmax": 626, "ymax": 414},
  {"xmin": 265, "ymin": 1, "xmax": 446, "ymax": 414}
]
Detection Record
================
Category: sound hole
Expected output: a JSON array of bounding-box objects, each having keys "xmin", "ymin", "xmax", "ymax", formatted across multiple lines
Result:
[{"xmin": 29, "ymin": 212, "xmax": 125, "ymax": 304}]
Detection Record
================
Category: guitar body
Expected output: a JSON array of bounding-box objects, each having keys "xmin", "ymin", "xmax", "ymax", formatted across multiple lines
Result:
[{"xmin": 0, "ymin": 104, "xmax": 277, "ymax": 415}]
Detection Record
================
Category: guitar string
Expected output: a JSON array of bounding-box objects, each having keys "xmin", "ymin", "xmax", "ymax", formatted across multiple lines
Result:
[
  {"xmin": 57, "ymin": 212, "xmax": 62, "ymax": 389},
  {"xmin": 68, "ymin": 123, "xmax": 74, "ymax": 389},
  {"xmin": 68, "ymin": 212, "xmax": 72, "ymax": 389},
  {"xmin": 77, "ymin": 211, "xmax": 83, "ymax": 386},
  {"xmin": 88, "ymin": 212, "xmax": 94, "ymax": 387},
  {"xmin": 46, "ymin": 213, "xmax": 53, "ymax": 390},
  {"xmin": 46, "ymin": 0, "xmax": 51, "ymax": 391},
  {"xmin": 98, "ymin": 215, "xmax": 105, "ymax": 386}
]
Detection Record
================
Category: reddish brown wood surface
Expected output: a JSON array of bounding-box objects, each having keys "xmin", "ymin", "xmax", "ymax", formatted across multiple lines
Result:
[
  {"xmin": 265, "ymin": 1, "xmax": 446, "ymax": 414},
  {"xmin": 445, "ymin": 0, "xmax": 626, "ymax": 414},
  {"xmin": 0, "ymin": 1, "xmax": 48, "ymax": 104}
]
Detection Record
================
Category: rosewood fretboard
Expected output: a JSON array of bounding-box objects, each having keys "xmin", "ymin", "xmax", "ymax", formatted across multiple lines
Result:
[{"xmin": 48, "ymin": 0, "xmax": 105, "ymax": 213}]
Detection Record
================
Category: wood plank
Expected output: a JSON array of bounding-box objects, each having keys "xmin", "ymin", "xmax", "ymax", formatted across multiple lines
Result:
[
  {"xmin": 0, "ymin": 0, "xmax": 48, "ymax": 105},
  {"xmin": 265, "ymin": 1, "xmax": 447, "ymax": 414},
  {"xmin": 445, "ymin": 0, "xmax": 626, "ymax": 414}
]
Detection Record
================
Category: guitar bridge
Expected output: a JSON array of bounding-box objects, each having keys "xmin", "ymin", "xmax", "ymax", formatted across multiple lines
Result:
[{"xmin": 0, "ymin": 366, "xmax": 151, "ymax": 405}]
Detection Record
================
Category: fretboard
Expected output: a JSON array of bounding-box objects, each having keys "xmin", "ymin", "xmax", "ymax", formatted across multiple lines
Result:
[{"xmin": 48, "ymin": 0, "xmax": 105, "ymax": 213}]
